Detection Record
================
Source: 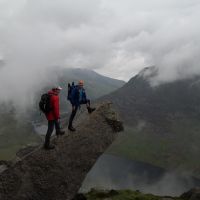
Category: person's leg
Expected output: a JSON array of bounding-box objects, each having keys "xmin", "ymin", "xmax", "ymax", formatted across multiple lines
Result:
[
  {"xmin": 68, "ymin": 106, "xmax": 78, "ymax": 131},
  {"xmin": 85, "ymin": 99, "xmax": 95, "ymax": 114},
  {"xmin": 44, "ymin": 120, "xmax": 55, "ymax": 149},
  {"xmin": 80, "ymin": 99, "xmax": 90, "ymax": 107},
  {"xmin": 55, "ymin": 119, "xmax": 65, "ymax": 136},
  {"xmin": 86, "ymin": 99, "xmax": 90, "ymax": 107}
]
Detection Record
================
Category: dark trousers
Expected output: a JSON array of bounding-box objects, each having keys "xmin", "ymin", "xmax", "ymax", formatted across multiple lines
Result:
[
  {"xmin": 68, "ymin": 99, "xmax": 90, "ymax": 128},
  {"xmin": 68, "ymin": 106, "xmax": 78, "ymax": 128},
  {"xmin": 80, "ymin": 99, "xmax": 90, "ymax": 106},
  {"xmin": 44, "ymin": 120, "xmax": 61, "ymax": 147}
]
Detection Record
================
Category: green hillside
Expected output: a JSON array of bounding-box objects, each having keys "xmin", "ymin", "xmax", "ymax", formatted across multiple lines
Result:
[
  {"xmin": 108, "ymin": 123, "xmax": 200, "ymax": 178},
  {"xmin": 78, "ymin": 189, "xmax": 184, "ymax": 200},
  {"xmin": 0, "ymin": 110, "xmax": 41, "ymax": 160},
  {"xmin": 102, "ymin": 67, "xmax": 200, "ymax": 178}
]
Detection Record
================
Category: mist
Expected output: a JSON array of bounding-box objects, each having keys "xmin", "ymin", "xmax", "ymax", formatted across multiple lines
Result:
[
  {"xmin": 80, "ymin": 154, "xmax": 200, "ymax": 196},
  {"xmin": 0, "ymin": 0, "xmax": 200, "ymax": 106}
]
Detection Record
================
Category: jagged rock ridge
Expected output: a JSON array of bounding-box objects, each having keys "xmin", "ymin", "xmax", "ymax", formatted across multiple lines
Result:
[{"xmin": 0, "ymin": 103, "xmax": 123, "ymax": 200}]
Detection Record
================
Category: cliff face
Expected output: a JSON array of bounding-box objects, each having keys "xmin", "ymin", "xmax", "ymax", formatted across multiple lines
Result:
[{"xmin": 0, "ymin": 103, "xmax": 123, "ymax": 200}]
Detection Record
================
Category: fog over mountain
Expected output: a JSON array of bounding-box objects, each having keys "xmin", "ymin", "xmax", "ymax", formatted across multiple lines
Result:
[
  {"xmin": 100, "ymin": 67, "xmax": 200, "ymax": 178},
  {"xmin": 0, "ymin": 0, "xmax": 200, "ymax": 106}
]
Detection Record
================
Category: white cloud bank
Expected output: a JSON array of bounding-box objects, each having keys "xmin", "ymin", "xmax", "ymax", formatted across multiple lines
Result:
[{"xmin": 0, "ymin": 0, "xmax": 200, "ymax": 105}]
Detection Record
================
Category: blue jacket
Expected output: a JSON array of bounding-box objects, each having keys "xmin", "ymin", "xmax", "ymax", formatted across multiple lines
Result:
[{"xmin": 70, "ymin": 85, "xmax": 87, "ymax": 107}]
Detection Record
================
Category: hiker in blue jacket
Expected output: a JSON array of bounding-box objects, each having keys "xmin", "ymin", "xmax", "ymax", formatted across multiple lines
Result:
[{"xmin": 68, "ymin": 80, "xmax": 96, "ymax": 131}]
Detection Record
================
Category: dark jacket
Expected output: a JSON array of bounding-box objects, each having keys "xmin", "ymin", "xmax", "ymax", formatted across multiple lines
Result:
[
  {"xmin": 45, "ymin": 90, "xmax": 60, "ymax": 120},
  {"xmin": 70, "ymin": 85, "xmax": 87, "ymax": 107}
]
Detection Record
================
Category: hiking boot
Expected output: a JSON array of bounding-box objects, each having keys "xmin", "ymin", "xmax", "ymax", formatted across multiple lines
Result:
[
  {"xmin": 68, "ymin": 126, "xmax": 76, "ymax": 132},
  {"xmin": 44, "ymin": 144, "xmax": 55, "ymax": 150},
  {"xmin": 87, "ymin": 107, "xmax": 96, "ymax": 114},
  {"xmin": 56, "ymin": 130, "xmax": 65, "ymax": 136}
]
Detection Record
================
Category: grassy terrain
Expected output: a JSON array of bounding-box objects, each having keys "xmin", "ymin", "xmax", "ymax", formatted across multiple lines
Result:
[
  {"xmin": 83, "ymin": 189, "xmax": 183, "ymax": 200},
  {"xmin": 108, "ymin": 119, "xmax": 200, "ymax": 178},
  {"xmin": 0, "ymin": 112, "xmax": 41, "ymax": 160}
]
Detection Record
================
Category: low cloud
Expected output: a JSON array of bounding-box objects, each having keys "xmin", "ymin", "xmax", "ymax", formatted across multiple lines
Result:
[
  {"xmin": 81, "ymin": 154, "xmax": 199, "ymax": 196},
  {"xmin": 0, "ymin": 0, "xmax": 200, "ymax": 106}
]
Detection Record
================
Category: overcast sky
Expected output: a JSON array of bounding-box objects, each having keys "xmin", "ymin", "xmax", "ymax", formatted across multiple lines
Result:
[{"xmin": 0, "ymin": 0, "xmax": 200, "ymax": 105}]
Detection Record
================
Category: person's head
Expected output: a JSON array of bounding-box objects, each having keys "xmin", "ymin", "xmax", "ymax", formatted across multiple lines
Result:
[
  {"xmin": 52, "ymin": 86, "xmax": 62, "ymax": 94},
  {"xmin": 78, "ymin": 80, "xmax": 84, "ymax": 88}
]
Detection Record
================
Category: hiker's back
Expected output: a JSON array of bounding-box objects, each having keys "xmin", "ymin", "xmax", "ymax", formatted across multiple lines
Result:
[{"xmin": 46, "ymin": 90, "xmax": 60, "ymax": 120}]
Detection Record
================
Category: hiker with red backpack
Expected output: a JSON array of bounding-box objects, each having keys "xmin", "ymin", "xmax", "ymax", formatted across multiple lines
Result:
[
  {"xmin": 67, "ymin": 80, "xmax": 96, "ymax": 131},
  {"xmin": 39, "ymin": 86, "xmax": 65, "ymax": 150}
]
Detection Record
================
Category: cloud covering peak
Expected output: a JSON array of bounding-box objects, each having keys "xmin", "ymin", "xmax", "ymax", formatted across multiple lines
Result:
[{"xmin": 0, "ymin": 0, "xmax": 200, "ymax": 105}]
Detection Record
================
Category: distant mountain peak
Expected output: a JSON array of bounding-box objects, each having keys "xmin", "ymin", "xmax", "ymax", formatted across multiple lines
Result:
[{"xmin": 137, "ymin": 66, "xmax": 158, "ymax": 79}]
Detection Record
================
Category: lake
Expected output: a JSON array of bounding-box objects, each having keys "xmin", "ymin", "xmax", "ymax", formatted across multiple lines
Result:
[{"xmin": 80, "ymin": 154, "xmax": 200, "ymax": 196}]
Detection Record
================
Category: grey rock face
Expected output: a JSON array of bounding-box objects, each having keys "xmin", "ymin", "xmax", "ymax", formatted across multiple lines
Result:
[{"xmin": 0, "ymin": 103, "xmax": 123, "ymax": 200}]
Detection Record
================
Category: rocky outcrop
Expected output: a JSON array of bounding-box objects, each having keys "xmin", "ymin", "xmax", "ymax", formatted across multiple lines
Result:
[
  {"xmin": 0, "ymin": 103, "xmax": 123, "ymax": 200},
  {"xmin": 181, "ymin": 188, "xmax": 200, "ymax": 200},
  {"xmin": 0, "ymin": 161, "xmax": 10, "ymax": 174}
]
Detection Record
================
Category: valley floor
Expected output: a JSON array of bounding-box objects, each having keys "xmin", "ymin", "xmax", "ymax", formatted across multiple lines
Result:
[{"xmin": 76, "ymin": 189, "xmax": 186, "ymax": 200}]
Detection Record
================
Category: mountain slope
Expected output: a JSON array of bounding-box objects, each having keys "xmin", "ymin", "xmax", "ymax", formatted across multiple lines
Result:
[
  {"xmin": 0, "ymin": 105, "xmax": 41, "ymax": 160},
  {"xmin": 57, "ymin": 68, "xmax": 125, "ymax": 99},
  {"xmin": 102, "ymin": 67, "xmax": 200, "ymax": 126},
  {"xmin": 53, "ymin": 68, "xmax": 125, "ymax": 112},
  {"xmin": 45, "ymin": 68, "xmax": 124, "ymax": 109},
  {"xmin": 101, "ymin": 67, "xmax": 200, "ymax": 177}
]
